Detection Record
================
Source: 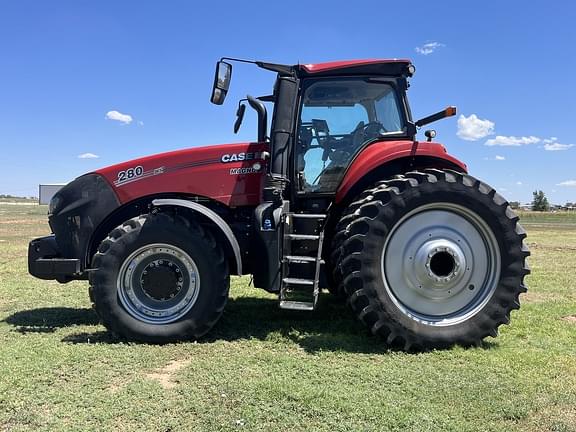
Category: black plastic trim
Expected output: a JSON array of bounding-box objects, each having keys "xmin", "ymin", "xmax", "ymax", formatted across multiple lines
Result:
[
  {"xmin": 48, "ymin": 174, "xmax": 120, "ymax": 271},
  {"xmin": 28, "ymin": 235, "xmax": 81, "ymax": 282}
]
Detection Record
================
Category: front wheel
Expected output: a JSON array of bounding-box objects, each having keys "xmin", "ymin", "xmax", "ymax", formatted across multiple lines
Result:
[
  {"xmin": 89, "ymin": 213, "xmax": 229, "ymax": 343},
  {"xmin": 336, "ymin": 169, "xmax": 530, "ymax": 350}
]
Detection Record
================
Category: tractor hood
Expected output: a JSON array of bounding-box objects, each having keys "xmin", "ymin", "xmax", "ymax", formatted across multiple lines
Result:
[{"xmin": 95, "ymin": 142, "xmax": 268, "ymax": 207}]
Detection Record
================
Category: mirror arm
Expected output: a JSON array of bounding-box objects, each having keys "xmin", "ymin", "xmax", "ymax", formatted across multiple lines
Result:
[{"xmin": 257, "ymin": 94, "xmax": 275, "ymax": 102}]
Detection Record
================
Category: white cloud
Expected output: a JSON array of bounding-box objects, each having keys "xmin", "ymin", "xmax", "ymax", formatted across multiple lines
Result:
[
  {"xmin": 485, "ymin": 135, "xmax": 540, "ymax": 146},
  {"xmin": 78, "ymin": 152, "xmax": 99, "ymax": 159},
  {"xmin": 516, "ymin": 181, "xmax": 523, "ymax": 185},
  {"xmin": 481, "ymin": 135, "xmax": 573, "ymax": 150},
  {"xmin": 544, "ymin": 143, "xmax": 574, "ymax": 151},
  {"xmin": 483, "ymin": 155, "xmax": 506, "ymax": 161},
  {"xmin": 557, "ymin": 180, "xmax": 576, "ymax": 187},
  {"xmin": 105, "ymin": 110, "xmax": 133, "ymax": 124},
  {"xmin": 499, "ymin": 187, "xmax": 508, "ymax": 192},
  {"xmin": 457, "ymin": 114, "xmax": 495, "ymax": 141},
  {"xmin": 138, "ymin": 120, "xmax": 144, "ymax": 126},
  {"xmin": 542, "ymin": 137, "xmax": 574, "ymax": 151},
  {"xmin": 415, "ymin": 42, "xmax": 445, "ymax": 55}
]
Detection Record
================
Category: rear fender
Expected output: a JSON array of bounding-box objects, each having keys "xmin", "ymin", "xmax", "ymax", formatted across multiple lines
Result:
[{"xmin": 335, "ymin": 140, "xmax": 467, "ymax": 204}]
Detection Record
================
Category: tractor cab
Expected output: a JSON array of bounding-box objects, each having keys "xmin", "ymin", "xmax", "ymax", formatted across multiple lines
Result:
[
  {"xmin": 211, "ymin": 58, "xmax": 456, "ymax": 199},
  {"xmin": 210, "ymin": 58, "xmax": 459, "ymax": 310}
]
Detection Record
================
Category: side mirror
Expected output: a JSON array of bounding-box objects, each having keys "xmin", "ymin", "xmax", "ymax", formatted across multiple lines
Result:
[
  {"xmin": 234, "ymin": 102, "xmax": 246, "ymax": 134},
  {"xmin": 211, "ymin": 61, "xmax": 232, "ymax": 105}
]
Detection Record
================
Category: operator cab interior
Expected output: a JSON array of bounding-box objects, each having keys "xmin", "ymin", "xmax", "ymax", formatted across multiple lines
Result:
[{"xmin": 297, "ymin": 77, "xmax": 405, "ymax": 193}]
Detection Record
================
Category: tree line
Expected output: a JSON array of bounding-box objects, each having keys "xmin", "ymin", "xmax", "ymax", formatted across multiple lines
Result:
[{"xmin": 508, "ymin": 191, "xmax": 574, "ymax": 211}]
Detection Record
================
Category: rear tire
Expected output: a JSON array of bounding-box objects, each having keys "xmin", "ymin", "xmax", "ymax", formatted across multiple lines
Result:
[
  {"xmin": 335, "ymin": 169, "xmax": 530, "ymax": 350},
  {"xmin": 329, "ymin": 189, "xmax": 378, "ymax": 299},
  {"xmin": 89, "ymin": 212, "xmax": 229, "ymax": 343}
]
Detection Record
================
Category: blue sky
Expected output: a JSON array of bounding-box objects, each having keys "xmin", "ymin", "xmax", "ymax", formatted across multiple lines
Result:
[{"xmin": 1, "ymin": 1, "xmax": 575, "ymax": 204}]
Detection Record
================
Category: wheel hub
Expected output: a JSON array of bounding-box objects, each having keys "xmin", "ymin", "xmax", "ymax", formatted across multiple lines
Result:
[
  {"xmin": 140, "ymin": 260, "xmax": 184, "ymax": 301},
  {"xmin": 421, "ymin": 240, "xmax": 463, "ymax": 280},
  {"xmin": 410, "ymin": 237, "xmax": 468, "ymax": 301},
  {"xmin": 428, "ymin": 250, "xmax": 456, "ymax": 279}
]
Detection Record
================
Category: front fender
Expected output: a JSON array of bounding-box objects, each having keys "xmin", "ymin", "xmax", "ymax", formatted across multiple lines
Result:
[{"xmin": 151, "ymin": 198, "xmax": 243, "ymax": 275}]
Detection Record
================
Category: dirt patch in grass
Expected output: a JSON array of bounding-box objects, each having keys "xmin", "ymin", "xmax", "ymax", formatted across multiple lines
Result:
[
  {"xmin": 562, "ymin": 315, "xmax": 576, "ymax": 323},
  {"xmin": 107, "ymin": 382, "xmax": 123, "ymax": 393},
  {"xmin": 145, "ymin": 359, "xmax": 191, "ymax": 389},
  {"xmin": 519, "ymin": 404, "xmax": 576, "ymax": 431}
]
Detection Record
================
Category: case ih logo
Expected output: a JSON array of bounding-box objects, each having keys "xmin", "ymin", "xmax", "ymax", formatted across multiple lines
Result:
[{"xmin": 221, "ymin": 152, "xmax": 261, "ymax": 163}]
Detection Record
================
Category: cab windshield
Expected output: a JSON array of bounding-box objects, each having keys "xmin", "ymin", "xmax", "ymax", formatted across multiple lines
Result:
[{"xmin": 298, "ymin": 78, "xmax": 404, "ymax": 192}]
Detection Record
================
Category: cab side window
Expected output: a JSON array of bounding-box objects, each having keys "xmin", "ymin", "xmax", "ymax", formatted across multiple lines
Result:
[{"xmin": 299, "ymin": 104, "xmax": 368, "ymax": 190}]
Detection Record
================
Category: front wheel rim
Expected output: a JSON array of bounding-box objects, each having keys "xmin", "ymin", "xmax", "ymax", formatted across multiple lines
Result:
[
  {"xmin": 382, "ymin": 203, "xmax": 501, "ymax": 326},
  {"xmin": 117, "ymin": 243, "xmax": 201, "ymax": 324}
]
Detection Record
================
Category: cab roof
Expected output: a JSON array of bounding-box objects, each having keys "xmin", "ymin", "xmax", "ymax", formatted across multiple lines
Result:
[{"xmin": 298, "ymin": 59, "xmax": 413, "ymax": 77}]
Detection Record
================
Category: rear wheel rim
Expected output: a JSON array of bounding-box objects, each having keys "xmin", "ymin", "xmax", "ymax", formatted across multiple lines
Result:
[
  {"xmin": 381, "ymin": 203, "xmax": 501, "ymax": 326},
  {"xmin": 117, "ymin": 243, "xmax": 200, "ymax": 324}
]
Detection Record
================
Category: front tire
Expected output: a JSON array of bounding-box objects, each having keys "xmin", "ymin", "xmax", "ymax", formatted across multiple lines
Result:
[
  {"xmin": 336, "ymin": 169, "xmax": 530, "ymax": 350},
  {"xmin": 89, "ymin": 212, "xmax": 229, "ymax": 343}
]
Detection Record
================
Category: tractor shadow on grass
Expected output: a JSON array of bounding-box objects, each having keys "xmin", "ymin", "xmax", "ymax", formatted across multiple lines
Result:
[
  {"xmin": 48, "ymin": 295, "xmax": 497, "ymax": 354},
  {"xmin": 205, "ymin": 296, "xmax": 498, "ymax": 353},
  {"xmin": 56, "ymin": 295, "xmax": 398, "ymax": 353},
  {"xmin": 204, "ymin": 295, "xmax": 392, "ymax": 354},
  {"xmin": 3, "ymin": 307, "xmax": 100, "ymax": 334}
]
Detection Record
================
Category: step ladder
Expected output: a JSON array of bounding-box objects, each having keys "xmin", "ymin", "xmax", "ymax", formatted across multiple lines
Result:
[{"xmin": 279, "ymin": 213, "xmax": 326, "ymax": 311}]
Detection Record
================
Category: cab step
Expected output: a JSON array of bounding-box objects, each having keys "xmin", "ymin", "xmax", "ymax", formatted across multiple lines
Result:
[
  {"xmin": 283, "ymin": 277, "xmax": 314, "ymax": 286},
  {"xmin": 284, "ymin": 255, "xmax": 325, "ymax": 264},
  {"xmin": 290, "ymin": 213, "xmax": 327, "ymax": 219},
  {"xmin": 279, "ymin": 300, "xmax": 315, "ymax": 311},
  {"xmin": 285, "ymin": 234, "xmax": 320, "ymax": 240}
]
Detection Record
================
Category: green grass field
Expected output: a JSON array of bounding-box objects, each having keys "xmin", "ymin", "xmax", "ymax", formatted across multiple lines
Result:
[{"xmin": 0, "ymin": 204, "xmax": 575, "ymax": 431}]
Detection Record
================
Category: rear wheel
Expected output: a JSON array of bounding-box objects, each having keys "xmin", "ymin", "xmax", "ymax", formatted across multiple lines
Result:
[
  {"xmin": 335, "ymin": 169, "xmax": 529, "ymax": 350},
  {"xmin": 89, "ymin": 212, "xmax": 229, "ymax": 343},
  {"xmin": 328, "ymin": 189, "xmax": 375, "ymax": 299}
]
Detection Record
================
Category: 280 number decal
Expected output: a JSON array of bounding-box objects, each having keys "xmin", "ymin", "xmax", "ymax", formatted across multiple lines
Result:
[{"xmin": 117, "ymin": 166, "xmax": 144, "ymax": 183}]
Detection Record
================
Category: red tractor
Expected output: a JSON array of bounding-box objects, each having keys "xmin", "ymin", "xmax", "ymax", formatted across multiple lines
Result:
[{"xmin": 28, "ymin": 58, "xmax": 529, "ymax": 349}]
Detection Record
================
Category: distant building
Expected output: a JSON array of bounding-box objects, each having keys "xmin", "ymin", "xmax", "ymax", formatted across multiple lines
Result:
[{"xmin": 39, "ymin": 184, "xmax": 66, "ymax": 205}]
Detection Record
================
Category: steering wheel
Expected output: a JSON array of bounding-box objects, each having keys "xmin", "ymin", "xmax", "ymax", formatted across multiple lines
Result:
[{"xmin": 352, "ymin": 121, "xmax": 386, "ymax": 148}]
